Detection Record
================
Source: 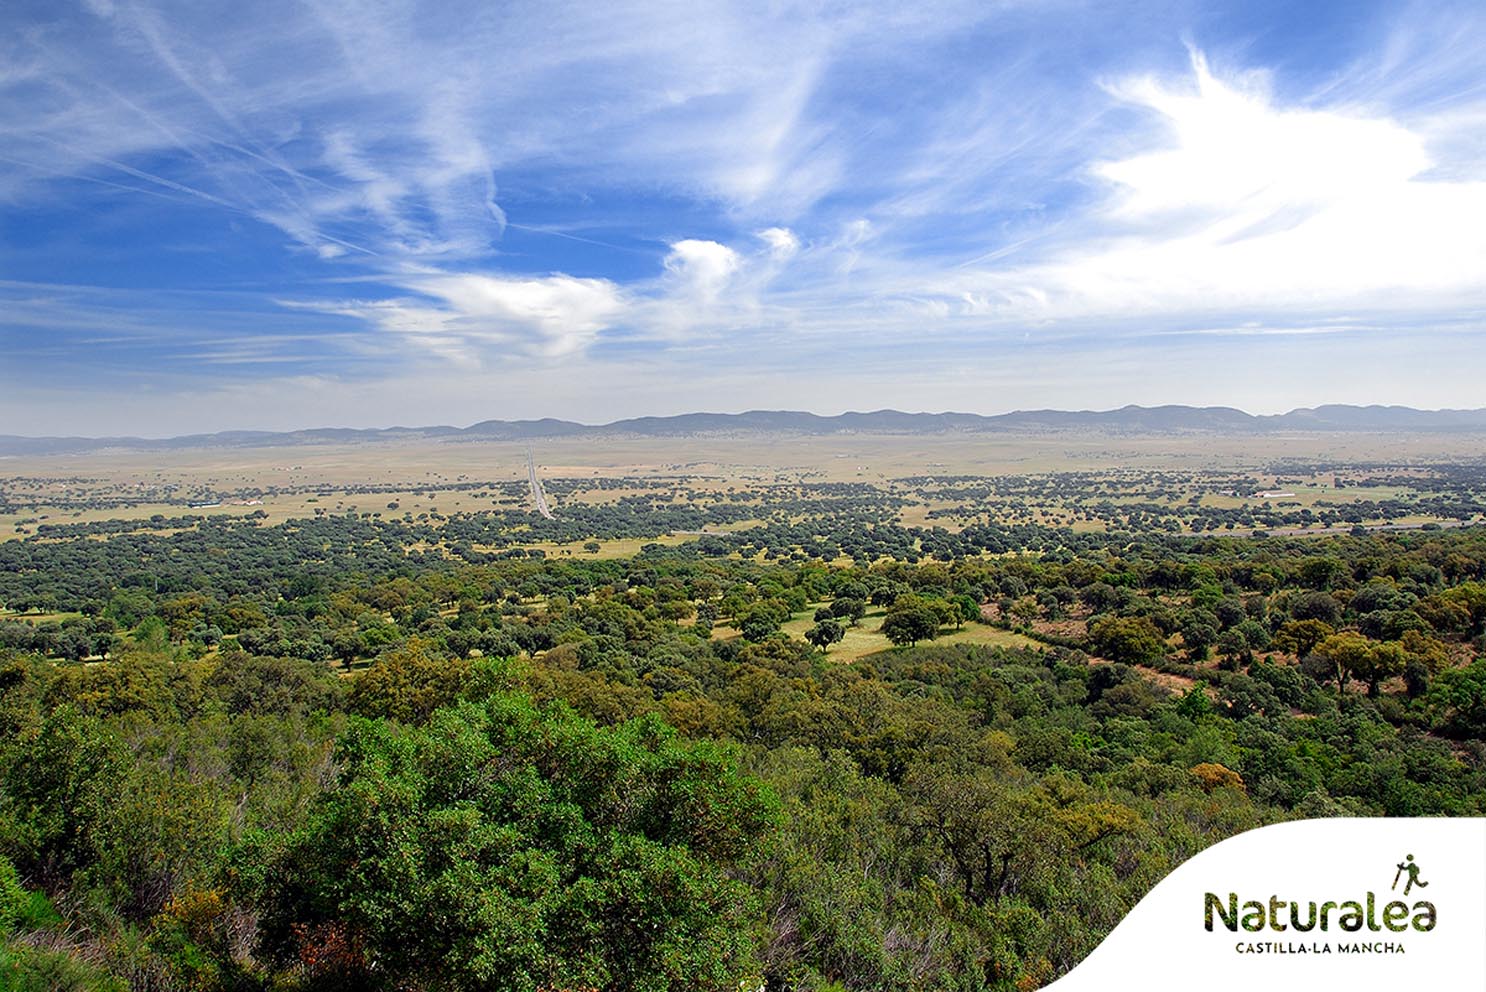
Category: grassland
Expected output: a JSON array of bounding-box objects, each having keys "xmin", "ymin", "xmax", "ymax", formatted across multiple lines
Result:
[{"xmin": 706, "ymin": 602, "xmax": 1041, "ymax": 663}]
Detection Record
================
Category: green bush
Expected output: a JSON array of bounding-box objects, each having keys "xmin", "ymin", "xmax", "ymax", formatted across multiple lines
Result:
[
  {"xmin": 243, "ymin": 694, "xmax": 778, "ymax": 992},
  {"xmin": 0, "ymin": 943, "xmax": 126, "ymax": 992},
  {"xmin": 0, "ymin": 856, "xmax": 22, "ymax": 933}
]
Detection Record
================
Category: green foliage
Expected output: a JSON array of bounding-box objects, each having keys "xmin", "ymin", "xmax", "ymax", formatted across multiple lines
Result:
[
  {"xmin": 0, "ymin": 855, "xmax": 22, "ymax": 934},
  {"xmin": 881, "ymin": 596, "xmax": 941, "ymax": 647},
  {"xmin": 1440, "ymin": 581, "xmax": 1486, "ymax": 635},
  {"xmin": 1174, "ymin": 685, "xmax": 1214, "ymax": 721},
  {"xmin": 831, "ymin": 596, "xmax": 868, "ymax": 624},
  {"xmin": 2, "ymin": 885, "xmax": 61, "ymax": 937},
  {"xmin": 1308, "ymin": 631, "xmax": 1390, "ymax": 693},
  {"xmin": 3, "ymin": 519, "xmax": 1486, "ymax": 990},
  {"xmin": 806, "ymin": 619, "xmax": 846, "ymax": 651},
  {"xmin": 1087, "ymin": 615, "xmax": 1167, "ymax": 665},
  {"xmin": 205, "ymin": 650, "xmax": 345, "ymax": 716},
  {"xmin": 738, "ymin": 600, "xmax": 790, "ymax": 642},
  {"xmin": 1179, "ymin": 616, "xmax": 1216, "ymax": 661},
  {"xmin": 348, "ymin": 638, "xmax": 472, "ymax": 723},
  {"xmin": 0, "ymin": 706, "xmax": 130, "ymax": 879},
  {"xmin": 0, "ymin": 943, "xmax": 127, "ymax": 992},
  {"xmin": 1272, "ymin": 618, "xmax": 1334, "ymax": 658},
  {"xmin": 246, "ymin": 695, "xmax": 776, "ymax": 991},
  {"xmin": 1428, "ymin": 658, "xmax": 1486, "ymax": 738}
]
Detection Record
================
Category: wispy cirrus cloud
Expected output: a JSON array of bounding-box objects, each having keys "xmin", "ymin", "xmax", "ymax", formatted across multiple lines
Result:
[{"xmin": 1, "ymin": 0, "xmax": 973, "ymax": 259}]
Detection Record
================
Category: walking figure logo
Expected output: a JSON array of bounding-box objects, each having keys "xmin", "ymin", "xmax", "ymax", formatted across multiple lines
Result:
[{"xmin": 1393, "ymin": 854, "xmax": 1429, "ymax": 897}]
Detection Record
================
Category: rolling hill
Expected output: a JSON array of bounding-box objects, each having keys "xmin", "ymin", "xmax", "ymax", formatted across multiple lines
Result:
[{"xmin": 5, "ymin": 404, "xmax": 1486, "ymax": 456}]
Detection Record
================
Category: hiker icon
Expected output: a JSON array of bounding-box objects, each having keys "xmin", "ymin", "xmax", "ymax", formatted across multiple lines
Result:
[{"xmin": 1393, "ymin": 854, "xmax": 1429, "ymax": 897}]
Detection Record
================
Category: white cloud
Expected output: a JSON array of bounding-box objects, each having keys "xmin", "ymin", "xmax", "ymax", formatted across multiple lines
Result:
[
  {"xmin": 940, "ymin": 52, "xmax": 1486, "ymax": 321},
  {"xmin": 662, "ymin": 239, "xmax": 741, "ymax": 301},
  {"xmin": 1097, "ymin": 53, "xmax": 1428, "ymax": 220},
  {"xmin": 411, "ymin": 272, "xmax": 624, "ymax": 354},
  {"xmin": 294, "ymin": 270, "xmax": 627, "ymax": 361},
  {"xmin": 757, "ymin": 226, "xmax": 800, "ymax": 259}
]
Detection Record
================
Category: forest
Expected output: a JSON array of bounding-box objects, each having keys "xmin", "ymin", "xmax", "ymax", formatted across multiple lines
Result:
[{"xmin": 2, "ymin": 501, "xmax": 1485, "ymax": 990}]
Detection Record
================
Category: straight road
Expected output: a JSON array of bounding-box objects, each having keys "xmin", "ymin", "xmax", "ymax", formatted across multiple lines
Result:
[{"xmin": 526, "ymin": 447, "xmax": 554, "ymax": 519}]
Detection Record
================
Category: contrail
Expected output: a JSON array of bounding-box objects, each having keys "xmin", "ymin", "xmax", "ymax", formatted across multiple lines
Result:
[{"xmin": 526, "ymin": 446, "xmax": 554, "ymax": 519}]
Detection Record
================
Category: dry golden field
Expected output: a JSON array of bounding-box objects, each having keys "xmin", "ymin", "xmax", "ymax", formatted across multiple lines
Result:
[{"xmin": 4, "ymin": 430, "xmax": 1485, "ymax": 544}]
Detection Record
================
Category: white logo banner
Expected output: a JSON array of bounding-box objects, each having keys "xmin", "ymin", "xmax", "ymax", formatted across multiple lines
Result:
[{"xmin": 1047, "ymin": 817, "xmax": 1486, "ymax": 990}]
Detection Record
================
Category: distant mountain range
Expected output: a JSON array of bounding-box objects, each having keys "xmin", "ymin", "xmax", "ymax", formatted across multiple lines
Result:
[{"xmin": 5, "ymin": 405, "xmax": 1486, "ymax": 456}]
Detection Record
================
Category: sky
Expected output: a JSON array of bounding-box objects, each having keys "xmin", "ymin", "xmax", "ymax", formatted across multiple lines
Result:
[{"xmin": 2, "ymin": 0, "xmax": 1485, "ymax": 436}]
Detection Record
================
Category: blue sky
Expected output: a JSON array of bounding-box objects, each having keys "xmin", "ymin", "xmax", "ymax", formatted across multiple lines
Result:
[{"xmin": 2, "ymin": 0, "xmax": 1484, "ymax": 435}]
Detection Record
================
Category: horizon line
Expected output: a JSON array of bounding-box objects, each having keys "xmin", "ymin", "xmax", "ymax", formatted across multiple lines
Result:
[{"xmin": 6, "ymin": 402, "xmax": 1486, "ymax": 444}]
